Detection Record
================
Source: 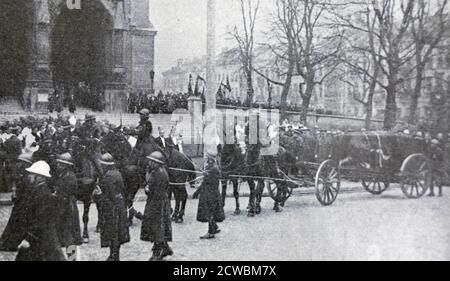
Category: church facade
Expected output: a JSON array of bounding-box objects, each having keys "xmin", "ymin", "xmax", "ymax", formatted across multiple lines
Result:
[{"xmin": 2, "ymin": 0, "xmax": 156, "ymax": 112}]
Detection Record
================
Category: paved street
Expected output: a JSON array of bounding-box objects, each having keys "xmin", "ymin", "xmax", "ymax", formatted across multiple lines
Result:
[{"xmin": 0, "ymin": 184, "xmax": 449, "ymax": 261}]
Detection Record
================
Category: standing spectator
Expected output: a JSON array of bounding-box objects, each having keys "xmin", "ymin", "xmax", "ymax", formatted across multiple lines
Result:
[
  {"xmin": 0, "ymin": 153, "xmax": 33, "ymax": 252},
  {"xmin": 193, "ymin": 152, "xmax": 225, "ymax": 239},
  {"xmin": 55, "ymin": 93, "xmax": 63, "ymax": 114},
  {"xmin": 16, "ymin": 161, "xmax": 65, "ymax": 261}
]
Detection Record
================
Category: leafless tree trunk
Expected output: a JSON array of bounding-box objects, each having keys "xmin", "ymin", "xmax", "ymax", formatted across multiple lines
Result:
[
  {"xmin": 232, "ymin": 0, "xmax": 260, "ymax": 107},
  {"xmin": 257, "ymin": 0, "xmax": 342, "ymax": 122},
  {"xmin": 408, "ymin": 0, "xmax": 448, "ymax": 125}
]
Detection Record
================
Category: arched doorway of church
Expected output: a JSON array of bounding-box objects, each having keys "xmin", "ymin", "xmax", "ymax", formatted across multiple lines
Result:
[
  {"xmin": 0, "ymin": 0, "xmax": 33, "ymax": 99},
  {"xmin": 50, "ymin": 0, "xmax": 113, "ymax": 111}
]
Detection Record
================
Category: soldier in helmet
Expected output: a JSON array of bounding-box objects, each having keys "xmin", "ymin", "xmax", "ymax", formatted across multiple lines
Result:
[
  {"xmin": 73, "ymin": 113, "xmax": 103, "ymax": 176},
  {"xmin": 131, "ymin": 108, "xmax": 153, "ymax": 148},
  {"xmin": 97, "ymin": 153, "xmax": 130, "ymax": 261},
  {"xmin": 54, "ymin": 153, "xmax": 82, "ymax": 260},
  {"xmin": 16, "ymin": 161, "xmax": 65, "ymax": 261},
  {"xmin": 141, "ymin": 151, "xmax": 173, "ymax": 261}
]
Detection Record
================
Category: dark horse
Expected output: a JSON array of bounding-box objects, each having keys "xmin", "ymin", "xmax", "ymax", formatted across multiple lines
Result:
[
  {"xmin": 218, "ymin": 141, "xmax": 245, "ymax": 215},
  {"xmin": 101, "ymin": 132, "xmax": 197, "ymax": 225},
  {"xmin": 219, "ymin": 127, "xmax": 297, "ymax": 215},
  {"xmin": 33, "ymin": 135, "xmax": 103, "ymax": 243}
]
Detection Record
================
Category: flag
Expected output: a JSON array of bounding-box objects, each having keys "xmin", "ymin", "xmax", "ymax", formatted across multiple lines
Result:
[
  {"xmin": 217, "ymin": 85, "xmax": 224, "ymax": 101},
  {"xmin": 197, "ymin": 75, "xmax": 205, "ymax": 82},
  {"xmin": 187, "ymin": 74, "xmax": 193, "ymax": 96},
  {"xmin": 225, "ymin": 75, "xmax": 232, "ymax": 92}
]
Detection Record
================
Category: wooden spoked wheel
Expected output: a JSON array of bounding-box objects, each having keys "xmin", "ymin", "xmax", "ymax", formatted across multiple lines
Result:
[
  {"xmin": 267, "ymin": 180, "xmax": 294, "ymax": 203},
  {"xmin": 315, "ymin": 160, "xmax": 340, "ymax": 206},
  {"xmin": 361, "ymin": 177, "xmax": 390, "ymax": 195},
  {"xmin": 400, "ymin": 154, "xmax": 431, "ymax": 199}
]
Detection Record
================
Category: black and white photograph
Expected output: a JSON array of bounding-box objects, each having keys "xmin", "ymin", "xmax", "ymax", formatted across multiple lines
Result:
[{"xmin": 0, "ymin": 0, "xmax": 449, "ymax": 264}]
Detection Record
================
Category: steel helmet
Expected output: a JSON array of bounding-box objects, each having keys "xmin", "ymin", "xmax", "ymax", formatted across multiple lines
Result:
[
  {"xmin": 26, "ymin": 161, "xmax": 52, "ymax": 178},
  {"xmin": 146, "ymin": 151, "xmax": 165, "ymax": 165},
  {"xmin": 139, "ymin": 108, "xmax": 150, "ymax": 117},
  {"xmin": 56, "ymin": 153, "xmax": 74, "ymax": 166},
  {"xmin": 85, "ymin": 113, "xmax": 96, "ymax": 122},
  {"xmin": 431, "ymin": 139, "xmax": 440, "ymax": 146},
  {"xmin": 99, "ymin": 153, "xmax": 115, "ymax": 165},
  {"xmin": 17, "ymin": 152, "xmax": 33, "ymax": 165}
]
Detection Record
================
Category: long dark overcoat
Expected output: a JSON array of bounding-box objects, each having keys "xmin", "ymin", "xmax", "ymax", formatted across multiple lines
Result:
[
  {"xmin": 196, "ymin": 165, "xmax": 225, "ymax": 223},
  {"xmin": 98, "ymin": 168, "xmax": 130, "ymax": 248},
  {"xmin": 55, "ymin": 169, "xmax": 82, "ymax": 247},
  {"xmin": 140, "ymin": 166, "xmax": 172, "ymax": 243},
  {"xmin": 0, "ymin": 173, "xmax": 32, "ymax": 251},
  {"xmin": 15, "ymin": 180, "xmax": 66, "ymax": 261}
]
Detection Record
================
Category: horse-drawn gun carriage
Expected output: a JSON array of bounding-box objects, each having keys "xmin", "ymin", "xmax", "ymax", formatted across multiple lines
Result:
[{"xmin": 262, "ymin": 131, "xmax": 433, "ymax": 207}]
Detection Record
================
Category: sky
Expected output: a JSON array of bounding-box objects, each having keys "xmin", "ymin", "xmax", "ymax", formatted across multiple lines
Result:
[{"xmin": 149, "ymin": 0, "xmax": 273, "ymax": 80}]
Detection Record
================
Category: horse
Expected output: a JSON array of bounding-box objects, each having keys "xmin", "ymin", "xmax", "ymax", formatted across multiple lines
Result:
[
  {"xmin": 218, "ymin": 141, "xmax": 245, "ymax": 215},
  {"xmin": 70, "ymin": 136, "xmax": 103, "ymax": 243},
  {"xmin": 100, "ymin": 131, "xmax": 198, "ymax": 225},
  {"xmin": 166, "ymin": 147, "xmax": 197, "ymax": 223},
  {"xmin": 32, "ymin": 134, "xmax": 102, "ymax": 244}
]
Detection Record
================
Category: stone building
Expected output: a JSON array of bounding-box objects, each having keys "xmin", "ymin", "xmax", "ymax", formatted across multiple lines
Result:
[{"xmin": 0, "ymin": 0, "xmax": 156, "ymax": 112}]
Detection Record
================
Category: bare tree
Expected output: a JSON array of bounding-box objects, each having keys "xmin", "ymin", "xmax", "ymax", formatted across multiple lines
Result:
[
  {"xmin": 408, "ymin": 0, "xmax": 448, "ymax": 125},
  {"xmin": 334, "ymin": 4, "xmax": 381, "ymax": 129},
  {"xmin": 334, "ymin": 0, "xmax": 417, "ymax": 130},
  {"xmin": 232, "ymin": 0, "xmax": 260, "ymax": 107},
  {"xmin": 255, "ymin": 0, "xmax": 343, "ymax": 122},
  {"xmin": 253, "ymin": 0, "xmax": 298, "ymax": 116}
]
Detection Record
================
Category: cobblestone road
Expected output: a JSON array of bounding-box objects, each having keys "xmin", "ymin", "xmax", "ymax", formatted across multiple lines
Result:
[{"xmin": 1, "ymin": 185, "xmax": 449, "ymax": 261}]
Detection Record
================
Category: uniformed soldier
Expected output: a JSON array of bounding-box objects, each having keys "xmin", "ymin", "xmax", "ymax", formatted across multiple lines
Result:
[
  {"xmin": 137, "ymin": 108, "xmax": 153, "ymax": 140},
  {"xmin": 74, "ymin": 113, "xmax": 103, "ymax": 176},
  {"xmin": 141, "ymin": 151, "xmax": 173, "ymax": 261},
  {"xmin": 97, "ymin": 153, "xmax": 130, "ymax": 261},
  {"xmin": 54, "ymin": 153, "xmax": 82, "ymax": 260}
]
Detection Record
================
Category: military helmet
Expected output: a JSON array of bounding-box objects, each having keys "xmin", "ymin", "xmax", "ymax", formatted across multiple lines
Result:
[
  {"xmin": 56, "ymin": 153, "xmax": 74, "ymax": 166},
  {"xmin": 431, "ymin": 139, "xmax": 440, "ymax": 146},
  {"xmin": 99, "ymin": 153, "xmax": 115, "ymax": 165},
  {"xmin": 26, "ymin": 161, "xmax": 52, "ymax": 178},
  {"xmin": 146, "ymin": 151, "xmax": 165, "ymax": 165},
  {"xmin": 18, "ymin": 152, "xmax": 33, "ymax": 164},
  {"xmin": 85, "ymin": 113, "xmax": 96, "ymax": 122},
  {"xmin": 139, "ymin": 108, "xmax": 150, "ymax": 117}
]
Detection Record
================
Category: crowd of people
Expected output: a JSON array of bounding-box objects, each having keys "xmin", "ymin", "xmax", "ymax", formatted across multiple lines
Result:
[
  {"xmin": 127, "ymin": 90, "xmax": 189, "ymax": 114},
  {"xmin": 0, "ymin": 110, "xmax": 225, "ymax": 261},
  {"xmin": 0, "ymin": 108, "xmax": 447, "ymax": 261},
  {"xmin": 127, "ymin": 87, "xmax": 335, "ymax": 116}
]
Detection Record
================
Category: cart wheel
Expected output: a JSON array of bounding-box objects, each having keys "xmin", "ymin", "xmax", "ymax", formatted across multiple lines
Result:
[
  {"xmin": 267, "ymin": 180, "xmax": 294, "ymax": 202},
  {"xmin": 315, "ymin": 160, "xmax": 340, "ymax": 206},
  {"xmin": 361, "ymin": 178, "xmax": 389, "ymax": 195},
  {"xmin": 400, "ymin": 154, "xmax": 431, "ymax": 199}
]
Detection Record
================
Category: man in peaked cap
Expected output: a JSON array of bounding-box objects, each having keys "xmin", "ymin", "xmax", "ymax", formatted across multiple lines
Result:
[{"xmin": 54, "ymin": 153, "xmax": 82, "ymax": 260}]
